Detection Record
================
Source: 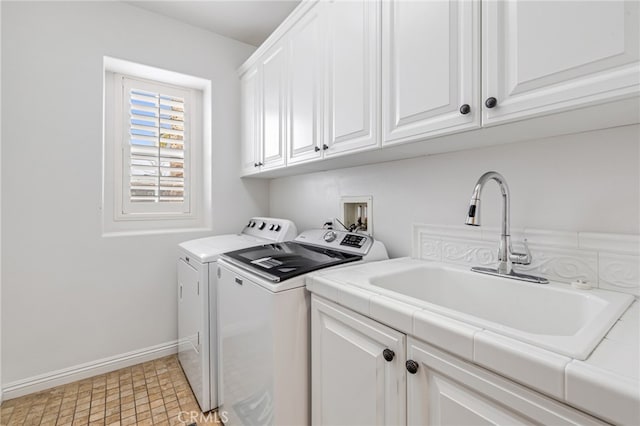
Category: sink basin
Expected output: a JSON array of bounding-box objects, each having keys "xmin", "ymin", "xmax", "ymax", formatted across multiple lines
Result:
[{"xmin": 367, "ymin": 261, "xmax": 634, "ymax": 360}]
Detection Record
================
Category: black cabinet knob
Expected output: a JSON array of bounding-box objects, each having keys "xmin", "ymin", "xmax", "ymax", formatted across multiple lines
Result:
[
  {"xmin": 383, "ymin": 349, "xmax": 395, "ymax": 362},
  {"xmin": 459, "ymin": 104, "xmax": 471, "ymax": 115},
  {"xmin": 406, "ymin": 360, "xmax": 419, "ymax": 374},
  {"xmin": 485, "ymin": 97, "xmax": 497, "ymax": 108},
  {"xmin": 314, "ymin": 146, "xmax": 320, "ymax": 152},
  {"xmin": 322, "ymin": 144, "xmax": 329, "ymax": 150}
]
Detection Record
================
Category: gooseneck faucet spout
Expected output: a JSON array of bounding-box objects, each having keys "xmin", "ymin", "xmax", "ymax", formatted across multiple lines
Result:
[{"xmin": 465, "ymin": 171, "xmax": 548, "ymax": 284}]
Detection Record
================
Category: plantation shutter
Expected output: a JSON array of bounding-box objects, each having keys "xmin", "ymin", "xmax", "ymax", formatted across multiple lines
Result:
[{"xmin": 121, "ymin": 76, "xmax": 191, "ymax": 215}]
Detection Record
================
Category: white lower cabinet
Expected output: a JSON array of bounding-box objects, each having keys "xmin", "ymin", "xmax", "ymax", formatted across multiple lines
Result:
[
  {"xmin": 311, "ymin": 295, "xmax": 605, "ymax": 426},
  {"xmin": 311, "ymin": 296, "xmax": 406, "ymax": 426},
  {"xmin": 407, "ymin": 338, "xmax": 604, "ymax": 426}
]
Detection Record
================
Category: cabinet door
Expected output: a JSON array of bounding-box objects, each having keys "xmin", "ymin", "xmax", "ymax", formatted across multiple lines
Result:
[
  {"xmin": 407, "ymin": 337, "xmax": 605, "ymax": 426},
  {"xmin": 324, "ymin": 0, "xmax": 380, "ymax": 157},
  {"xmin": 261, "ymin": 44, "xmax": 287, "ymax": 170},
  {"xmin": 240, "ymin": 67, "xmax": 260, "ymax": 175},
  {"xmin": 311, "ymin": 296, "xmax": 405, "ymax": 426},
  {"xmin": 382, "ymin": 0, "xmax": 480, "ymax": 146},
  {"xmin": 287, "ymin": 5, "xmax": 323, "ymax": 165},
  {"xmin": 483, "ymin": 0, "xmax": 640, "ymax": 125}
]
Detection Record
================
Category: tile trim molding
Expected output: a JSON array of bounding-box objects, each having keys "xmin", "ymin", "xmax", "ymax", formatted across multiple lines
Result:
[
  {"xmin": 413, "ymin": 224, "xmax": 639, "ymax": 296},
  {"xmin": 2, "ymin": 340, "xmax": 178, "ymax": 401}
]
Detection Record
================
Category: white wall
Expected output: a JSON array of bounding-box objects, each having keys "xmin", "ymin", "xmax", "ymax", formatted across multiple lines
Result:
[
  {"xmin": 0, "ymin": 0, "xmax": 3, "ymax": 403},
  {"xmin": 270, "ymin": 124, "xmax": 640, "ymax": 258},
  {"xmin": 1, "ymin": 2, "xmax": 269, "ymax": 386}
]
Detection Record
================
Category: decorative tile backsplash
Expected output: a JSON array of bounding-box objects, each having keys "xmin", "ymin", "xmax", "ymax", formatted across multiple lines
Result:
[{"xmin": 413, "ymin": 224, "xmax": 640, "ymax": 296}]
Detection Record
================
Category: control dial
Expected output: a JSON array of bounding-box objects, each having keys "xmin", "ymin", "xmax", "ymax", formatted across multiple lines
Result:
[
  {"xmin": 258, "ymin": 221, "xmax": 266, "ymax": 230},
  {"xmin": 323, "ymin": 231, "xmax": 337, "ymax": 242}
]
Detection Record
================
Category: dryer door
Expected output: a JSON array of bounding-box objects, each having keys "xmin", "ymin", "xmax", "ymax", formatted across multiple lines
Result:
[{"xmin": 178, "ymin": 258, "xmax": 209, "ymax": 411}]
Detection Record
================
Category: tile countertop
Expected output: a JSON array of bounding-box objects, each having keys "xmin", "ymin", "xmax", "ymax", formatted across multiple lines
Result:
[{"xmin": 306, "ymin": 257, "xmax": 640, "ymax": 425}]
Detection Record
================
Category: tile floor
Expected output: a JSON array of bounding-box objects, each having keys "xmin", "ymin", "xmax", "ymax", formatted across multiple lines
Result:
[{"xmin": 0, "ymin": 355, "xmax": 221, "ymax": 426}]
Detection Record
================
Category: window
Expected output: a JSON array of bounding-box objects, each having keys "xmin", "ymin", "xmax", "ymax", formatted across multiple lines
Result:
[
  {"xmin": 103, "ymin": 57, "xmax": 211, "ymax": 235},
  {"xmin": 120, "ymin": 76, "xmax": 191, "ymax": 215}
]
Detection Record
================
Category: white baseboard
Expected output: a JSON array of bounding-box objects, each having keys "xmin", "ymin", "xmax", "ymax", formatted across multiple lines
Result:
[{"xmin": 2, "ymin": 340, "xmax": 178, "ymax": 401}]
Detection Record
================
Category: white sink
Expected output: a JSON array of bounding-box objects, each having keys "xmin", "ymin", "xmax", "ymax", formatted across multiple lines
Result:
[{"xmin": 367, "ymin": 261, "xmax": 634, "ymax": 360}]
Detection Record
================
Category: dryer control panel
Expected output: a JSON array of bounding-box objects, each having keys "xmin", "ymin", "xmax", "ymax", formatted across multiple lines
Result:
[{"xmin": 243, "ymin": 217, "xmax": 298, "ymax": 242}]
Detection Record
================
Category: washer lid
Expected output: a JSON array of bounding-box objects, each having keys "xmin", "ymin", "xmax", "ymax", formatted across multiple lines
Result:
[
  {"xmin": 179, "ymin": 234, "xmax": 268, "ymax": 263},
  {"xmin": 220, "ymin": 241, "xmax": 362, "ymax": 282}
]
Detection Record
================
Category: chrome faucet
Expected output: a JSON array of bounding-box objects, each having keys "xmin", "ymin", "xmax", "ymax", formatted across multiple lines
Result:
[{"xmin": 465, "ymin": 171, "xmax": 548, "ymax": 284}]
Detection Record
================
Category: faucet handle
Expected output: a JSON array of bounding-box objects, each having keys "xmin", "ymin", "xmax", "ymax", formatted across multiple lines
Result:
[{"xmin": 510, "ymin": 238, "xmax": 532, "ymax": 265}]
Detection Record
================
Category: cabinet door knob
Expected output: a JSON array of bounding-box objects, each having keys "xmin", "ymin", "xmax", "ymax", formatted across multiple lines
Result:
[
  {"xmin": 382, "ymin": 349, "xmax": 395, "ymax": 362},
  {"xmin": 459, "ymin": 104, "xmax": 471, "ymax": 115},
  {"xmin": 322, "ymin": 144, "xmax": 329, "ymax": 150},
  {"xmin": 406, "ymin": 360, "xmax": 419, "ymax": 374},
  {"xmin": 314, "ymin": 146, "xmax": 321, "ymax": 152},
  {"xmin": 485, "ymin": 97, "xmax": 497, "ymax": 108}
]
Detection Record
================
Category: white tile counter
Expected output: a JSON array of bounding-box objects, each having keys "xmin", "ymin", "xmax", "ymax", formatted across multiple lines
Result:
[{"xmin": 306, "ymin": 258, "xmax": 640, "ymax": 425}]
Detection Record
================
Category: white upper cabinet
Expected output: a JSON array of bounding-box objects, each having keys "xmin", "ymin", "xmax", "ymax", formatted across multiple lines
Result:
[
  {"xmin": 324, "ymin": 0, "xmax": 381, "ymax": 156},
  {"xmin": 240, "ymin": 67, "xmax": 260, "ymax": 176},
  {"xmin": 287, "ymin": 6, "xmax": 324, "ymax": 165},
  {"xmin": 482, "ymin": 0, "xmax": 640, "ymax": 125},
  {"xmin": 260, "ymin": 43, "xmax": 288, "ymax": 169},
  {"xmin": 382, "ymin": 0, "xmax": 480, "ymax": 145},
  {"xmin": 239, "ymin": 0, "xmax": 639, "ymax": 176}
]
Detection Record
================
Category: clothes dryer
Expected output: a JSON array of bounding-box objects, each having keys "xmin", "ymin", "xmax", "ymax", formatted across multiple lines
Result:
[{"xmin": 177, "ymin": 218, "xmax": 297, "ymax": 412}]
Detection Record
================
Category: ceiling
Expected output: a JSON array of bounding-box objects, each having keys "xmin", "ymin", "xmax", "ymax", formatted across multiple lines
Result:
[{"xmin": 126, "ymin": 1, "xmax": 301, "ymax": 46}]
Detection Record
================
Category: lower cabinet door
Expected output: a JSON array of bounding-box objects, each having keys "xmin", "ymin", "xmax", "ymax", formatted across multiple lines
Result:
[
  {"xmin": 311, "ymin": 296, "xmax": 406, "ymax": 426},
  {"xmin": 406, "ymin": 337, "xmax": 605, "ymax": 426}
]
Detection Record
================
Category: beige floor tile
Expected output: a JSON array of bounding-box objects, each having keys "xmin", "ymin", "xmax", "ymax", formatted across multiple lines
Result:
[
  {"xmin": 56, "ymin": 414, "xmax": 74, "ymax": 425},
  {"xmin": 119, "ymin": 407, "xmax": 136, "ymax": 420},
  {"xmin": 0, "ymin": 355, "xmax": 213, "ymax": 426},
  {"xmin": 135, "ymin": 403, "xmax": 150, "ymax": 414},
  {"xmin": 136, "ymin": 410, "xmax": 152, "ymax": 421},
  {"xmin": 119, "ymin": 415, "xmax": 137, "ymax": 426}
]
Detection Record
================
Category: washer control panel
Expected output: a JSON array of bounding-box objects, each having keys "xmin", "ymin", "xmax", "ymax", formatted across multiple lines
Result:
[
  {"xmin": 340, "ymin": 233, "xmax": 367, "ymax": 248},
  {"xmin": 295, "ymin": 229, "xmax": 374, "ymax": 256}
]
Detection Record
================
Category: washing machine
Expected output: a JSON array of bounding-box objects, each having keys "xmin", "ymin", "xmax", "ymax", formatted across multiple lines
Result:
[
  {"xmin": 177, "ymin": 217, "xmax": 297, "ymax": 412},
  {"xmin": 217, "ymin": 229, "xmax": 388, "ymax": 425}
]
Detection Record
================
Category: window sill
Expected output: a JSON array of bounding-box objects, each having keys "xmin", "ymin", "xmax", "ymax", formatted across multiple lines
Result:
[{"xmin": 101, "ymin": 227, "xmax": 213, "ymax": 238}]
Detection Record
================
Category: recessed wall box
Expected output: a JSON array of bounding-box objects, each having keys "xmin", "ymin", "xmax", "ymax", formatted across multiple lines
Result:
[{"xmin": 340, "ymin": 196, "xmax": 373, "ymax": 236}]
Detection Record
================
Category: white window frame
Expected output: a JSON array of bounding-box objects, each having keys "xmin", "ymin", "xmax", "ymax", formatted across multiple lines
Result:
[{"xmin": 103, "ymin": 57, "xmax": 212, "ymax": 236}]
